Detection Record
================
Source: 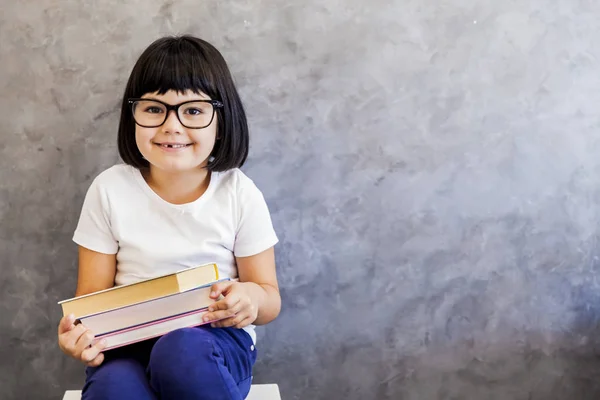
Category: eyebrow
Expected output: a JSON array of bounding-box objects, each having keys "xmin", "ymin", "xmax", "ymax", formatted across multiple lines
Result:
[{"xmin": 139, "ymin": 97, "xmax": 214, "ymax": 106}]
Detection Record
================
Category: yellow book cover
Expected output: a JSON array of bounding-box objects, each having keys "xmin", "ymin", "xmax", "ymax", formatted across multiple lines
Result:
[{"xmin": 58, "ymin": 263, "xmax": 220, "ymax": 318}]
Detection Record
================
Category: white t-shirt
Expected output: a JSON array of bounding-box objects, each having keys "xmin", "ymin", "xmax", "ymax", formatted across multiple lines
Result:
[{"xmin": 72, "ymin": 163, "xmax": 279, "ymax": 344}]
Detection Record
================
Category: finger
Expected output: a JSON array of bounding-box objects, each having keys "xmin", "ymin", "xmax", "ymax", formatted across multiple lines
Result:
[
  {"xmin": 209, "ymin": 281, "xmax": 234, "ymax": 299},
  {"xmin": 65, "ymin": 324, "xmax": 87, "ymax": 342},
  {"xmin": 222, "ymin": 298, "xmax": 246, "ymax": 315},
  {"xmin": 210, "ymin": 315, "xmax": 237, "ymax": 329},
  {"xmin": 212, "ymin": 310, "xmax": 250, "ymax": 328},
  {"xmin": 209, "ymin": 294, "xmax": 241, "ymax": 312},
  {"xmin": 203, "ymin": 296, "xmax": 241, "ymax": 322},
  {"xmin": 203, "ymin": 309, "xmax": 237, "ymax": 324},
  {"xmin": 58, "ymin": 314, "xmax": 76, "ymax": 335},
  {"xmin": 234, "ymin": 316, "xmax": 254, "ymax": 329},
  {"xmin": 62, "ymin": 324, "xmax": 88, "ymax": 353},
  {"xmin": 86, "ymin": 352, "xmax": 105, "ymax": 368},
  {"xmin": 74, "ymin": 329, "xmax": 96, "ymax": 356},
  {"xmin": 81, "ymin": 339, "xmax": 107, "ymax": 364}
]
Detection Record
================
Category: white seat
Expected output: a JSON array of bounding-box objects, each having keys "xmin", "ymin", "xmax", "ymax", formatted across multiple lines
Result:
[{"xmin": 63, "ymin": 384, "xmax": 281, "ymax": 399}]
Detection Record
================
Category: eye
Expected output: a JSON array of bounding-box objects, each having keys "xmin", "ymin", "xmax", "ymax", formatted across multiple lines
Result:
[
  {"xmin": 144, "ymin": 106, "xmax": 164, "ymax": 114},
  {"xmin": 183, "ymin": 107, "xmax": 204, "ymax": 115}
]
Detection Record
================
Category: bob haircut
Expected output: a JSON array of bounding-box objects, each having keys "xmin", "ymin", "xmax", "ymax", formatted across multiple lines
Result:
[{"xmin": 117, "ymin": 35, "xmax": 249, "ymax": 172}]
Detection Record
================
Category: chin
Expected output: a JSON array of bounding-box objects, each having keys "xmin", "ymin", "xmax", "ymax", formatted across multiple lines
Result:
[{"xmin": 150, "ymin": 159, "xmax": 207, "ymax": 173}]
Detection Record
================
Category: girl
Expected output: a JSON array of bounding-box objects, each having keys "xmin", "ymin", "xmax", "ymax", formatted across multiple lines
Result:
[{"xmin": 57, "ymin": 35, "xmax": 281, "ymax": 400}]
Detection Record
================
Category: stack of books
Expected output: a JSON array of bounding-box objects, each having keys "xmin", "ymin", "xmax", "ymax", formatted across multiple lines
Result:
[{"xmin": 58, "ymin": 263, "xmax": 226, "ymax": 351}]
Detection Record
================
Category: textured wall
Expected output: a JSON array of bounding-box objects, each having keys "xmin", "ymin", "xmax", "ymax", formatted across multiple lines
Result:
[{"xmin": 3, "ymin": 0, "xmax": 600, "ymax": 399}]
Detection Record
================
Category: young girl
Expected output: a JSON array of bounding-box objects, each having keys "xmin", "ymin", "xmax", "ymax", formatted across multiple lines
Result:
[{"xmin": 57, "ymin": 35, "xmax": 281, "ymax": 400}]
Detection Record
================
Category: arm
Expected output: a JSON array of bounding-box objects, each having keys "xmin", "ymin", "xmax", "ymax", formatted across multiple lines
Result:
[
  {"xmin": 58, "ymin": 246, "xmax": 116, "ymax": 367},
  {"xmin": 204, "ymin": 246, "xmax": 281, "ymax": 328},
  {"xmin": 75, "ymin": 246, "xmax": 117, "ymax": 296},
  {"xmin": 59, "ymin": 174, "xmax": 117, "ymax": 366},
  {"xmin": 205, "ymin": 173, "xmax": 281, "ymax": 328},
  {"xmin": 236, "ymin": 246, "xmax": 281, "ymax": 325}
]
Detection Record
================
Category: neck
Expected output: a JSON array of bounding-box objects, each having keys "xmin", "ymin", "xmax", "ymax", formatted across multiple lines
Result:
[{"xmin": 143, "ymin": 166, "xmax": 211, "ymax": 205}]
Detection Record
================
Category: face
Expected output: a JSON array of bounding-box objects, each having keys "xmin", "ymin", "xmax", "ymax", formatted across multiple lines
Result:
[{"xmin": 134, "ymin": 89, "xmax": 218, "ymax": 174}]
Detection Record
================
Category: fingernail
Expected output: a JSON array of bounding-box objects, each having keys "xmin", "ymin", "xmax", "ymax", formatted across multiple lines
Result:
[
  {"xmin": 208, "ymin": 306, "xmax": 213, "ymax": 312},
  {"xmin": 68, "ymin": 314, "xmax": 75, "ymax": 321},
  {"xmin": 210, "ymin": 291, "xmax": 217, "ymax": 297},
  {"xmin": 99, "ymin": 339, "xmax": 107, "ymax": 347},
  {"xmin": 203, "ymin": 316, "xmax": 210, "ymax": 322},
  {"xmin": 211, "ymin": 323, "xmax": 216, "ymax": 328}
]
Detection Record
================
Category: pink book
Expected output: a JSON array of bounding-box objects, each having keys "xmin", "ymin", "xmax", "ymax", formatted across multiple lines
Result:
[
  {"xmin": 78, "ymin": 283, "xmax": 220, "ymax": 336},
  {"xmin": 93, "ymin": 309, "xmax": 221, "ymax": 351}
]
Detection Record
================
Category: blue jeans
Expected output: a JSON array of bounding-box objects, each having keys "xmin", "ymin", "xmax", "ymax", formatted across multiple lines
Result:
[{"xmin": 82, "ymin": 325, "xmax": 257, "ymax": 400}]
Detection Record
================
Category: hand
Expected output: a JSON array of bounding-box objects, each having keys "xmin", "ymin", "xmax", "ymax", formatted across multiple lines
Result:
[
  {"xmin": 57, "ymin": 314, "xmax": 107, "ymax": 367},
  {"xmin": 203, "ymin": 281, "xmax": 259, "ymax": 329}
]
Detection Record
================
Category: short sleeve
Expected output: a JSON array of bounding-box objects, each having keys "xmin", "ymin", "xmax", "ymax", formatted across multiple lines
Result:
[
  {"xmin": 234, "ymin": 176, "xmax": 279, "ymax": 257},
  {"xmin": 72, "ymin": 177, "xmax": 119, "ymax": 254}
]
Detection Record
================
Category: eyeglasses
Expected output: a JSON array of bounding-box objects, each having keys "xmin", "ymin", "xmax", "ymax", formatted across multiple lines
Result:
[{"xmin": 128, "ymin": 98, "xmax": 223, "ymax": 129}]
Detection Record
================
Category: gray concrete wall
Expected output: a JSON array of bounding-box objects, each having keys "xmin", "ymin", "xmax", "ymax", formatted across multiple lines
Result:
[{"xmin": 3, "ymin": 1, "xmax": 600, "ymax": 399}]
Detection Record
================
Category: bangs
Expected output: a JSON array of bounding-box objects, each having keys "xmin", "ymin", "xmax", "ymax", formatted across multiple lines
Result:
[{"xmin": 132, "ymin": 38, "xmax": 217, "ymax": 99}]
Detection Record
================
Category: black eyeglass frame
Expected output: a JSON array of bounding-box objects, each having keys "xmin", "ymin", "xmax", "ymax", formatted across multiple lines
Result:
[{"xmin": 127, "ymin": 98, "xmax": 224, "ymax": 129}]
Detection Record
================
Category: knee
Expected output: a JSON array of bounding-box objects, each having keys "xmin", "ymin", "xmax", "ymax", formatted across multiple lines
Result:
[
  {"xmin": 149, "ymin": 327, "xmax": 253, "ymax": 399},
  {"xmin": 87, "ymin": 358, "xmax": 140, "ymax": 383},
  {"xmin": 83, "ymin": 358, "xmax": 151, "ymax": 399},
  {"xmin": 151, "ymin": 327, "xmax": 214, "ymax": 360},
  {"xmin": 149, "ymin": 327, "xmax": 216, "ymax": 378}
]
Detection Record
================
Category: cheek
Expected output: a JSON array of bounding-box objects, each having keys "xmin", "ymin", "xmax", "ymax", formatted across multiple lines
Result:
[
  {"xmin": 190, "ymin": 128, "xmax": 217, "ymax": 149},
  {"xmin": 135, "ymin": 127, "xmax": 156, "ymax": 143},
  {"xmin": 135, "ymin": 128, "xmax": 158, "ymax": 153}
]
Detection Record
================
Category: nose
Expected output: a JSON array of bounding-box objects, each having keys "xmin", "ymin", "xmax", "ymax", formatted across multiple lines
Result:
[{"xmin": 161, "ymin": 110, "xmax": 183, "ymax": 134}]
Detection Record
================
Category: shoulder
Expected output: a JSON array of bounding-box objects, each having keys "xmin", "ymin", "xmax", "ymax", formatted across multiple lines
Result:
[
  {"xmin": 212, "ymin": 168, "xmax": 270, "ymax": 214},
  {"xmin": 214, "ymin": 168, "xmax": 260, "ymax": 194},
  {"xmin": 88, "ymin": 163, "xmax": 139, "ymax": 191},
  {"xmin": 82, "ymin": 164, "xmax": 141, "ymax": 209}
]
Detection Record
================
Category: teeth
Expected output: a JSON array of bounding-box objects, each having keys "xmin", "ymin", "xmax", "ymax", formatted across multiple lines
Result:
[{"xmin": 161, "ymin": 144, "xmax": 189, "ymax": 148}]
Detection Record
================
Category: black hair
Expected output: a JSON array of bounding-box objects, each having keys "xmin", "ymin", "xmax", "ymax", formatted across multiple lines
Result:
[{"xmin": 117, "ymin": 35, "xmax": 249, "ymax": 172}]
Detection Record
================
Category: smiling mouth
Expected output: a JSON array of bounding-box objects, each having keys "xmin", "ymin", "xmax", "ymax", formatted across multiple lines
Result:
[{"xmin": 155, "ymin": 143, "xmax": 194, "ymax": 148}]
